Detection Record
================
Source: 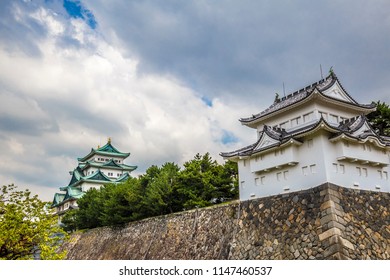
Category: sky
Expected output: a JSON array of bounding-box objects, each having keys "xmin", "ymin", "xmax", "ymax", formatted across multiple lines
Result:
[{"xmin": 1, "ymin": 0, "xmax": 390, "ymax": 201}]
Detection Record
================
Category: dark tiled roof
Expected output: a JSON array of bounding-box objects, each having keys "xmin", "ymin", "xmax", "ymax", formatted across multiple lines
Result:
[
  {"xmin": 221, "ymin": 115, "xmax": 389, "ymax": 158},
  {"xmin": 240, "ymin": 73, "xmax": 375, "ymax": 125}
]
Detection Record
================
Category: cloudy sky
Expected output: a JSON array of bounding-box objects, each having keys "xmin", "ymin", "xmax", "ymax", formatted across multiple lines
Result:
[{"xmin": 1, "ymin": 0, "xmax": 390, "ymax": 201}]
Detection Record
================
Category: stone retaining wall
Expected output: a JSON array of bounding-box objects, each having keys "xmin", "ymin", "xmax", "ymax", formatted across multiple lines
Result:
[{"xmin": 63, "ymin": 183, "xmax": 390, "ymax": 260}]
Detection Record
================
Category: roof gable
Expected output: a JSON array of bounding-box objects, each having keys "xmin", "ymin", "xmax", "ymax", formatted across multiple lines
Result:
[
  {"xmin": 253, "ymin": 127, "xmax": 281, "ymax": 151},
  {"xmin": 116, "ymin": 172, "xmax": 130, "ymax": 182},
  {"xmin": 63, "ymin": 186, "xmax": 84, "ymax": 201},
  {"xmin": 97, "ymin": 142, "xmax": 121, "ymax": 154},
  {"xmin": 321, "ymin": 80, "xmax": 356, "ymax": 104},
  {"xmin": 85, "ymin": 169, "xmax": 111, "ymax": 182},
  {"xmin": 52, "ymin": 193, "xmax": 65, "ymax": 207},
  {"xmin": 68, "ymin": 167, "xmax": 83, "ymax": 186},
  {"xmin": 102, "ymin": 159, "xmax": 123, "ymax": 168},
  {"xmin": 78, "ymin": 140, "xmax": 130, "ymax": 162}
]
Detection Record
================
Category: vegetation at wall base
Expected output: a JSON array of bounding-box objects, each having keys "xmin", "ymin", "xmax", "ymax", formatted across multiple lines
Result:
[{"xmin": 61, "ymin": 153, "xmax": 238, "ymax": 231}]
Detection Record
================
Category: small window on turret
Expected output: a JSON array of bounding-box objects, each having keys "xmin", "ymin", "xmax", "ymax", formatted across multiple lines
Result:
[
  {"xmin": 303, "ymin": 112, "xmax": 314, "ymax": 123},
  {"xmin": 307, "ymin": 139, "xmax": 313, "ymax": 148},
  {"xmin": 276, "ymin": 172, "xmax": 282, "ymax": 181},
  {"xmin": 291, "ymin": 116, "xmax": 301, "ymax": 127},
  {"xmin": 329, "ymin": 114, "xmax": 338, "ymax": 123},
  {"xmin": 280, "ymin": 121, "xmax": 288, "ymax": 129}
]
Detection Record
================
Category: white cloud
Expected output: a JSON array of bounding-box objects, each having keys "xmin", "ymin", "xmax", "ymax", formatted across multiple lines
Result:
[
  {"xmin": 4, "ymin": 0, "xmax": 390, "ymax": 202},
  {"xmin": 0, "ymin": 2, "xmax": 246, "ymax": 200}
]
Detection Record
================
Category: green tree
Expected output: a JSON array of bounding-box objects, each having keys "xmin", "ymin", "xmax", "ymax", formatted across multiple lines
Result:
[
  {"xmin": 100, "ymin": 178, "xmax": 144, "ymax": 226},
  {"xmin": 215, "ymin": 160, "xmax": 239, "ymax": 203},
  {"xmin": 70, "ymin": 178, "xmax": 145, "ymax": 229},
  {"xmin": 62, "ymin": 154, "xmax": 238, "ymax": 230},
  {"xmin": 75, "ymin": 188, "xmax": 104, "ymax": 229},
  {"xmin": 60, "ymin": 209, "xmax": 79, "ymax": 232},
  {"xmin": 178, "ymin": 153, "xmax": 238, "ymax": 209},
  {"xmin": 0, "ymin": 184, "xmax": 67, "ymax": 260},
  {"xmin": 368, "ymin": 101, "xmax": 390, "ymax": 136},
  {"xmin": 143, "ymin": 162, "xmax": 182, "ymax": 216}
]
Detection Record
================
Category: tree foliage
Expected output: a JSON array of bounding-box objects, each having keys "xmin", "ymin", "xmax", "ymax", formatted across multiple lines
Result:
[
  {"xmin": 0, "ymin": 184, "xmax": 67, "ymax": 260},
  {"xmin": 142, "ymin": 162, "xmax": 182, "ymax": 216},
  {"xmin": 367, "ymin": 100, "xmax": 390, "ymax": 136},
  {"xmin": 63, "ymin": 154, "xmax": 238, "ymax": 230},
  {"xmin": 178, "ymin": 153, "xmax": 238, "ymax": 209}
]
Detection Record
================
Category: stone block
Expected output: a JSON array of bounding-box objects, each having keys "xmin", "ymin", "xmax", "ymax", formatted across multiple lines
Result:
[
  {"xmin": 320, "ymin": 189, "xmax": 329, "ymax": 197},
  {"xmin": 324, "ymin": 243, "xmax": 342, "ymax": 258},
  {"xmin": 327, "ymin": 221, "xmax": 346, "ymax": 232},
  {"xmin": 320, "ymin": 213, "xmax": 337, "ymax": 225},
  {"xmin": 318, "ymin": 227, "xmax": 342, "ymax": 241},
  {"xmin": 339, "ymin": 237, "xmax": 355, "ymax": 250},
  {"xmin": 328, "ymin": 189, "xmax": 342, "ymax": 199},
  {"xmin": 320, "ymin": 200, "xmax": 335, "ymax": 211}
]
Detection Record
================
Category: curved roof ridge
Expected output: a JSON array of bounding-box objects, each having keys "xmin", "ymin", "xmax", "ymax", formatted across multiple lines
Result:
[
  {"xmin": 83, "ymin": 168, "xmax": 111, "ymax": 181},
  {"xmin": 78, "ymin": 141, "xmax": 131, "ymax": 162},
  {"xmin": 102, "ymin": 158, "xmax": 123, "ymax": 168},
  {"xmin": 239, "ymin": 72, "xmax": 375, "ymax": 126},
  {"xmin": 264, "ymin": 125, "xmax": 284, "ymax": 140},
  {"xmin": 116, "ymin": 172, "xmax": 131, "ymax": 182},
  {"xmin": 239, "ymin": 73, "xmax": 334, "ymax": 124}
]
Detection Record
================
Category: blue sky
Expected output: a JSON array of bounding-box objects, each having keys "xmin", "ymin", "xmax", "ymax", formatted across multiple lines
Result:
[
  {"xmin": 1, "ymin": 0, "xmax": 390, "ymax": 200},
  {"xmin": 63, "ymin": 0, "xmax": 96, "ymax": 29}
]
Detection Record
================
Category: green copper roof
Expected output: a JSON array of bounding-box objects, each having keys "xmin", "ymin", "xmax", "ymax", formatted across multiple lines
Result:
[
  {"xmin": 103, "ymin": 158, "xmax": 124, "ymax": 168},
  {"xmin": 63, "ymin": 186, "xmax": 84, "ymax": 201},
  {"xmin": 116, "ymin": 172, "xmax": 130, "ymax": 182},
  {"xmin": 97, "ymin": 142, "xmax": 121, "ymax": 153},
  {"xmin": 67, "ymin": 166, "xmax": 83, "ymax": 186},
  {"xmin": 80, "ymin": 159, "xmax": 137, "ymax": 172},
  {"xmin": 84, "ymin": 169, "xmax": 111, "ymax": 182},
  {"xmin": 52, "ymin": 187, "xmax": 84, "ymax": 208},
  {"xmin": 51, "ymin": 193, "xmax": 65, "ymax": 207},
  {"xmin": 78, "ymin": 141, "xmax": 130, "ymax": 162},
  {"xmin": 102, "ymin": 159, "xmax": 137, "ymax": 171}
]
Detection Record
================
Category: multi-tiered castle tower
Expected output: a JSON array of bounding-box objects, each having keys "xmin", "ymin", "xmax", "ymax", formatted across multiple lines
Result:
[{"xmin": 51, "ymin": 139, "xmax": 137, "ymax": 218}]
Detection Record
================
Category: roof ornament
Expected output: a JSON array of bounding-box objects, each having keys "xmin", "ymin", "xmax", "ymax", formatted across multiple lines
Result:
[
  {"xmin": 108, "ymin": 137, "xmax": 111, "ymax": 144},
  {"xmin": 329, "ymin": 66, "xmax": 334, "ymax": 76},
  {"xmin": 274, "ymin": 92, "xmax": 281, "ymax": 104}
]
